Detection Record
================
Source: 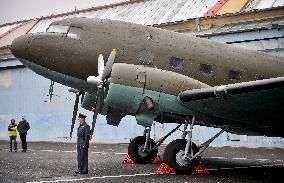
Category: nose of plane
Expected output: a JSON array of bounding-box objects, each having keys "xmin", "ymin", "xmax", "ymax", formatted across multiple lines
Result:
[
  {"xmin": 11, "ymin": 33, "xmax": 99, "ymax": 81},
  {"xmin": 11, "ymin": 34, "xmax": 30, "ymax": 59}
]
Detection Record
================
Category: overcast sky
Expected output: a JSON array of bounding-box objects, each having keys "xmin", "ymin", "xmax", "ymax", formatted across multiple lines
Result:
[{"xmin": 0, "ymin": 0, "xmax": 125, "ymax": 25}]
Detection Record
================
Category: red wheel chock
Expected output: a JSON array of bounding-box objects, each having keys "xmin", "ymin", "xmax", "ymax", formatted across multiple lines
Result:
[
  {"xmin": 154, "ymin": 163, "xmax": 176, "ymax": 175},
  {"xmin": 149, "ymin": 155, "xmax": 163, "ymax": 164},
  {"xmin": 122, "ymin": 155, "xmax": 137, "ymax": 164},
  {"xmin": 191, "ymin": 163, "xmax": 209, "ymax": 175}
]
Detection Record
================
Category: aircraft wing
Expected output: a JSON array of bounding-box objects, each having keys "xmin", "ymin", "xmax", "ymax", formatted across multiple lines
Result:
[{"xmin": 178, "ymin": 77, "xmax": 284, "ymax": 137}]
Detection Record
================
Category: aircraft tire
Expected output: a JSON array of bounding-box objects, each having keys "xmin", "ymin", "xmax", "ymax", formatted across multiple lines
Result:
[
  {"xmin": 128, "ymin": 136, "xmax": 158, "ymax": 164},
  {"xmin": 163, "ymin": 139, "xmax": 200, "ymax": 174}
]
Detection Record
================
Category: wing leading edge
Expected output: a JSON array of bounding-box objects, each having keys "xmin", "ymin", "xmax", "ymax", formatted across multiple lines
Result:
[{"xmin": 178, "ymin": 77, "xmax": 284, "ymax": 137}]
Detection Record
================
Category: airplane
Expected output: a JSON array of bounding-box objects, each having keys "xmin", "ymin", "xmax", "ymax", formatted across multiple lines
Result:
[{"xmin": 11, "ymin": 17, "xmax": 284, "ymax": 173}]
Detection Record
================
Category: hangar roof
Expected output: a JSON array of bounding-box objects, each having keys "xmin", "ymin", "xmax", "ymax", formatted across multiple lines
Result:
[
  {"xmin": 0, "ymin": 0, "xmax": 284, "ymax": 49},
  {"xmin": 1, "ymin": 0, "xmax": 284, "ymax": 34}
]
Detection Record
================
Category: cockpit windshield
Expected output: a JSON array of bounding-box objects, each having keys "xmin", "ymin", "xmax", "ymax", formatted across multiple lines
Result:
[
  {"xmin": 46, "ymin": 24, "xmax": 82, "ymax": 40},
  {"xmin": 47, "ymin": 24, "xmax": 69, "ymax": 33}
]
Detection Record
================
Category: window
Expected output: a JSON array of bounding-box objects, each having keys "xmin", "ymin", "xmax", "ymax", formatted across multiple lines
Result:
[
  {"xmin": 199, "ymin": 63, "xmax": 212, "ymax": 74},
  {"xmin": 169, "ymin": 57, "xmax": 184, "ymax": 69},
  {"xmin": 229, "ymin": 70, "xmax": 241, "ymax": 80},
  {"xmin": 256, "ymin": 75, "xmax": 267, "ymax": 80},
  {"xmin": 47, "ymin": 24, "xmax": 69, "ymax": 33},
  {"xmin": 138, "ymin": 50, "xmax": 154, "ymax": 64},
  {"xmin": 67, "ymin": 27, "xmax": 82, "ymax": 40}
]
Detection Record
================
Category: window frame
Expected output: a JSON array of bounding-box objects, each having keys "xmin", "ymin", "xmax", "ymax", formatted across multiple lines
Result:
[
  {"xmin": 66, "ymin": 26, "xmax": 83, "ymax": 40},
  {"xmin": 46, "ymin": 24, "xmax": 69, "ymax": 34},
  {"xmin": 228, "ymin": 69, "xmax": 241, "ymax": 81},
  {"xmin": 169, "ymin": 56, "xmax": 184, "ymax": 70},
  {"xmin": 199, "ymin": 63, "xmax": 213, "ymax": 75}
]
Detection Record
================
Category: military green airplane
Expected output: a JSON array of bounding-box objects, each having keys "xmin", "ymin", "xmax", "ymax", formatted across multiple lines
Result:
[{"xmin": 11, "ymin": 17, "xmax": 284, "ymax": 173}]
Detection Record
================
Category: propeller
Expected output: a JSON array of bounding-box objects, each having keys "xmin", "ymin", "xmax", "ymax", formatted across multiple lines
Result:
[
  {"xmin": 69, "ymin": 92, "xmax": 81, "ymax": 139},
  {"xmin": 87, "ymin": 49, "xmax": 117, "ymax": 138}
]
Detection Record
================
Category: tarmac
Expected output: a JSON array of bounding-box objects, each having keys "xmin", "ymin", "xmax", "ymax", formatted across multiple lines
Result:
[{"xmin": 0, "ymin": 140, "xmax": 283, "ymax": 183}]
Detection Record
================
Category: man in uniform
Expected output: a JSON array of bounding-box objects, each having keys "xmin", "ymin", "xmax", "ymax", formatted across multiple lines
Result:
[
  {"xmin": 17, "ymin": 116, "xmax": 30, "ymax": 152},
  {"xmin": 75, "ymin": 113, "xmax": 90, "ymax": 174},
  {"xmin": 8, "ymin": 119, "xmax": 17, "ymax": 152}
]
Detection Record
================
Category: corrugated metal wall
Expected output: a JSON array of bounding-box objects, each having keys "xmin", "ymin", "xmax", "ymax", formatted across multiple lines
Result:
[
  {"xmin": 187, "ymin": 17, "xmax": 284, "ymax": 57},
  {"xmin": 29, "ymin": 0, "xmax": 219, "ymax": 33}
]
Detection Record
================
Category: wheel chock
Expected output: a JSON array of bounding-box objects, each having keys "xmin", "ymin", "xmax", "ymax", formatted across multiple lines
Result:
[
  {"xmin": 154, "ymin": 163, "xmax": 176, "ymax": 175},
  {"xmin": 122, "ymin": 155, "xmax": 137, "ymax": 164},
  {"xmin": 191, "ymin": 163, "xmax": 209, "ymax": 175},
  {"xmin": 149, "ymin": 155, "xmax": 163, "ymax": 164}
]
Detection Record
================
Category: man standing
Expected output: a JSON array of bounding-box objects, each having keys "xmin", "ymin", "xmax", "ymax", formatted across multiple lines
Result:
[
  {"xmin": 75, "ymin": 113, "xmax": 90, "ymax": 174},
  {"xmin": 17, "ymin": 116, "xmax": 30, "ymax": 152},
  {"xmin": 8, "ymin": 119, "xmax": 17, "ymax": 152}
]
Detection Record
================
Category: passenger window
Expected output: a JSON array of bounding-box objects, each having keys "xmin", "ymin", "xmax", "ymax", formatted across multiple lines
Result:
[
  {"xmin": 169, "ymin": 57, "xmax": 184, "ymax": 69},
  {"xmin": 199, "ymin": 63, "xmax": 212, "ymax": 74},
  {"xmin": 67, "ymin": 27, "xmax": 82, "ymax": 40},
  {"xmin": 138, "ymin": 50, "xmax": 154, "ymax": 64},
  {"xmin": 229, "ymin": 70, "xmax": 241, "ymax": 80},
  {"xmin": 47, "ymin": 25, "xmax": 69, "ymax": 33},
  {"xmin": 256, "ymin": 75, "xmax": 267, "ymax": 80}
]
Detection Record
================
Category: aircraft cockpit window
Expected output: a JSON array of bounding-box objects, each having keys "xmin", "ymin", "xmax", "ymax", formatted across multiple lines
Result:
[
  {"xmin": 199, "ymin": 63, "xmax": 212, "ymax": 74},
  {"xmin": 169, "ymin": 57, "xmax": 184, "ymax": 69},
  {"xmin": 67, "ymin": 27, "xmax": 82, "ymax": 40},
  {"xmin": 47, "ymin": 25, "xmax": 69, "ymax": 33},
  {"xmin": 229, "ymin": 70, "xmax": 241, "ymax": 80}
]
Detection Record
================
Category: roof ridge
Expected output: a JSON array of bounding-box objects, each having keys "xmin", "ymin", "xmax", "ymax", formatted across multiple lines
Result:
[
  {"xmin": 0, "ymin": 0, "xmax": 146, "ymax": 27},
  {"xmin": 0, "ymin": 21, "xmax": 32, "ymax": 39}
]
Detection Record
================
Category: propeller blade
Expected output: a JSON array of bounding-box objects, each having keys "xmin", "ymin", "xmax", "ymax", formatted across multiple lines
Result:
[
  {"xmin": 70, "ymin": 93, "xmax": 80, "ymax": 139},
  {"xmin": 98, "ymin": 54, "xmax": 104, "ymax": 79},
  {"xmin": 90, "ymin": 86, "xmax": 105, "ymax": 137},
  {"xmin": 101, "ymin": 49, "xmax": 116, "ymax": 81}
]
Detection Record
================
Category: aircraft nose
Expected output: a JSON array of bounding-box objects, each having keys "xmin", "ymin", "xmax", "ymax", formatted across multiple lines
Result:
[{"xmin": 11, "ymin": 34, "xmax": 30, "ymax": 59}]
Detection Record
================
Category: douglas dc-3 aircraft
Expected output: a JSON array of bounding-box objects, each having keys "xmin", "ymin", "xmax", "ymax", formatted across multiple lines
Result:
[{"xmin": 11, "ymin": 17, "xmax": 284, "ymax": 173}]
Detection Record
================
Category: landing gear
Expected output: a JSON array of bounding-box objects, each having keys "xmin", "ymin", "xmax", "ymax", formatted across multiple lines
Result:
[
  {"xmin": 162, "ymin": 116, "xmax": 226, "ymax": 174},
  {"xmin": 163, "ymin": 116, "xmax": 200, "ymax": 173},
  {"xmin": 128, "ymin": 124, "xmax": 182, "ymax": 164},
  {"xmin": 128, "ymin": 136, "xmax": 158, "ymax": 164},
  {"xmin": 163, "ymin": 139, "xmax": 200, "ymax": 173}
]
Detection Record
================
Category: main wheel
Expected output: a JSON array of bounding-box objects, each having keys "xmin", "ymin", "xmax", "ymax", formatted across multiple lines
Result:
[
  {"xmin": 163, "ymin": 139, "xmax": 200, "ymax": 174},
  {"xmin": 128, "ymin": 136, "xmax": 158, "ymax": 164}
]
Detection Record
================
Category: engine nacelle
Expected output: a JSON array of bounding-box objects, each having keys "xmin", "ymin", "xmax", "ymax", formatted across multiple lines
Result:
[{"xmin": 104, "ymin": 63, "xmax": 208, "ymax": 127}]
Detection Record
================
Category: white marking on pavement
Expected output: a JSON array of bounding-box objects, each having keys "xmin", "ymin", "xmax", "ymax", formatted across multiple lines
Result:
[
  {"xmin": 262, "ymin": 164, "xmax": 274, "ymax": 167},
  {"xmin": 274, "ymin": 164, "xmax": 284, "ymax": 166},
  {"xmin": 26, "ymin": 173, "xmax": 154, "ymax": 183},
  {"xmin": 234, "ymin": 166, "xmax": 248, "ymax": 169},
  {"xmin": 256, "ymin": 159, "xmax": 269, "ymax": 161},
  {"xmin": 40, "ymin": 150, "xmax": 59, "ymax": 152},
  {"xmin": 207, "ymin": 168, "xmax": 218, "ymax": 171},
  {"xmin": 232, "ymin": 158, "xmax": 247, "ymax": 160},
  {"xmin": 249, "ymin": 165, "xmax": 262, "ymax": 168},
  {"xmin": 62, "ymin": 151, "xmax": 76, "ymax": 153},
  {"xmin": 220, "ymin": 167, "xmax": 234, "ymax": 170},
  {"xmin": 115, "ymin": 152, "xmax": 128, "ymax": 155},
  {"xmin": 209, "ymin": 157, "xmax": 226, "ymax": 159}
]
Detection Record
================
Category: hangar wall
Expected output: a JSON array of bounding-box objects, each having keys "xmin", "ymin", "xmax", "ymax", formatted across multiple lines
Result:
[{"xmin": 0, "ymin": 0, "xmax": 284, "ymax": 147}]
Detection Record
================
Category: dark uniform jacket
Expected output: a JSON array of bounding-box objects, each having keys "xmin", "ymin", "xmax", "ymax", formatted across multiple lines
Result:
[
  {"xmin": 17, "ymin": 120, "xmax": 30, "ymax": 136},
  {"xmin": 77, "ymin": 122, "xmax": 90, "ymax": 148}
]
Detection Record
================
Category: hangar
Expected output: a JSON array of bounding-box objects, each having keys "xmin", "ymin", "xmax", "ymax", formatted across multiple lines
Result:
[{"xmin": 0, "ymin": 0, "xmax": 283, "ymax": 147}]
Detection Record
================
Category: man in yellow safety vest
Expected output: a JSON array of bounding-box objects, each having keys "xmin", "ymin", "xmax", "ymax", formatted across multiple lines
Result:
[{"xmin": 8, "ymin": 119, "xmax": 17, "ymax": 152}]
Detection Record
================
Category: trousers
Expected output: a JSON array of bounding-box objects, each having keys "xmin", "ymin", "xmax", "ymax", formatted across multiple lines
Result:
[
  {"xmin": 9, "ymin": 136, "xmax": 17, "ymax": 151},
  {"xmin": 77, "ymin": 145, "xmax": 88, "ymax": 172},
  {"xmin": 20, "ymin": 135, "xmax": 27, "ymax": 151}
]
